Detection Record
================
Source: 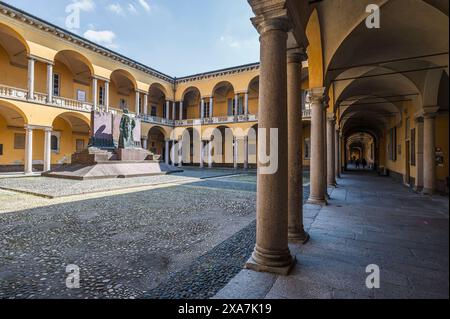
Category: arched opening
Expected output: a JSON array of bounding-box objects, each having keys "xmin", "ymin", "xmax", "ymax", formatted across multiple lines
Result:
[
  {"xmin": 212, "ymin": 81, "xmax": 237, "ymax": 117},
  {"xmin": 0, "ymin": 101, "xmax": 28, "ymax": 170},
  {"xmin": 110, "ymin": 69, "xmax": 137, "ymax": 113},
  {"xmin": 346, "ymin": 132, "xmax": 376, "ymax": 171},
  {"xmin": 208, "ymin": 125, "xmax": 234, "ymax": 167},
  {"xmin": 51, "ymin": 112, "xmax": 90, "ymax": 164},
  {"xmin": 53, "ymin": 50, "xmax": 94, "ymax": 103},
  {"xmin": 247, "ymin": 76, "xmax": 259, "ymax": 116},
  {"xmin": 0, "ymin": 23, "xmax": 29, "ymax": 91},
  {"xmin": 147, "ymin": 126, "xmax": 166, "ymax": 161},
  {"xmin": 182, "ymin": 87, "xmax": 201, "ymax": 120},
  {"xmin": 148, "ymin": 83, "xmax": 167, "ymax": 118}
]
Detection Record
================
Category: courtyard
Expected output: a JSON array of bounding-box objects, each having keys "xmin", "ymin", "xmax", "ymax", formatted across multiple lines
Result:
[{"xmin": 0, "ymin": 168, "xmax": 447, "ymax": 299}]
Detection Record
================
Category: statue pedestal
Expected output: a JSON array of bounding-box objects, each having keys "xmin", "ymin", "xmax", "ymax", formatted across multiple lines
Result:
[{"xmin": 116, "ymin": 148, "xmax": 154, "ymax": 161}]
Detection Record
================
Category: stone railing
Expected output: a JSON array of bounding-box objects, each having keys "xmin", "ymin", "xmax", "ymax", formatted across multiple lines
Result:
[
  {"xmin": 52, "ymin": 96, "xmax": 93, "ymax": 113},
  {"xmin": 139, "ymin": 114, "xmax": 175, "ymax": 126},
  {"xmin": 0, "ymin": 84, "xmax": 28, "ymax": 101}
]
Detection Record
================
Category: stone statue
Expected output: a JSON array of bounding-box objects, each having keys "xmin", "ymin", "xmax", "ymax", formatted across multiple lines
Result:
[{"xmin": 118, "ymin": 109, "xmax": 136, "ymax": 149}]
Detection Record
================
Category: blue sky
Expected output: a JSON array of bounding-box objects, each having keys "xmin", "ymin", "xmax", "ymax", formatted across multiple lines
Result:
[{"xmin": 3, "ymin": 0, "xmax": 259, "ymax": 77}]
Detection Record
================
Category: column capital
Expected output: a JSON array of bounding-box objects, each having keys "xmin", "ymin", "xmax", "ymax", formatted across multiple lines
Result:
[
  {"xmin": 306, "ymin": 87, "xmax": 326, "ymax": 105},
  {"xmin": 253, "ymin": 16, "xmax": 291, "ymax": 35},
  {"xmin": 327, "ymin": 113, "xmax": 336, "ymax": 123},
  {"xmin": 422, "ymin": 106, "xmax": 440, "ymax": 119},
  {"xmin": 287, "ymin": 47, "xmax": 308, "ymax": 64}
]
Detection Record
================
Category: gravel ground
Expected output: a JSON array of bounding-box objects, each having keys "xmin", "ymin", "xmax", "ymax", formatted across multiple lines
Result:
[{"xmin": 0, "ymin": 168, "xmax": 247, "ymax": 198}]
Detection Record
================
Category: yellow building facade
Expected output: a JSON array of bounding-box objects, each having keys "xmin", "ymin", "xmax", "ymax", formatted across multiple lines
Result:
[{"xmin": 0, "ymin": 1, "xmax": 448, "ymax": 195}]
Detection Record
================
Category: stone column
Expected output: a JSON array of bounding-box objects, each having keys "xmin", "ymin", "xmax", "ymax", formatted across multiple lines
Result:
[
  {"xmin": 244, "ymin": 136, "xmax": 249, "ymax": 169},
  {"xmin": 209, "ymin": 97, "xmax": 214, "ymax": 118},
  {"xmin": 245, "ymin": 17, "xmax": 294, "ymax": 275},
  {"xmin": 179, "ymin": 101, "xmax": 184, "ymax": 120},
  {"xmin": 208, "ymin": 141, "xmax": 213, "ymax": 168},
  {"xmin": 143, "ymin": 94, "xmax": 148, "ymax": 115},
  {"xmin": 104, "ymin": 81, "xmax": 110, "ymax": 112},
  {"xmin": 199, "ymin": 140, "xmax": 204, "ymax": 168},
  {"xmin": 323, "ymin": 109, "xmax": 329, "ymax": 197},
  {"xmin": 178, "ymin": 139, "xmax": 183, "ymax": 168},
  {"xmin": 46, "ymin": 63, "xmax": 53, "ymax": 104},
  {"xmin": 415, "ymin": 117, "xmax": 424, "ymax": 191},
  {"xmin": 233, "ymin": 137, "xmax": 238, "ymax": 169},
  {"xmin": 287, "ymin": 49, "xmax": 309, "ymax": 243},
  {"xmin": 24, "ymin": 126, "xmax": 33, "ymax": 174},
  {"xmin": 166, "ymin": 101, "xmax": 171, "ymax": 120},
  {"xmin": 423, "ymin": 107, "xmax": 439, "ymax": 194},
  {"xmin": 335, "ymin": 127, "xmax": 341, "ymax": 178},
  {"xmin": 327, "ymin": 114, "xmax": 337, "ymax": 186},
  {"xmin": 244, "ymin": 92, "xmax": 249, "ymax": 116},
  {"xmin": 171, "ymin": 140, "xmax": 176, "ymax": 166},
  {"xmin": 92, "ymin": 78, "xmax": 98, "ymax": 111},
  {"xmin": 165, "ymin": 139, "xmax": 170, "ymax": 165},
  {"xmin": 307, "ymin": 88, "xmax": 327, "ymax": 205},
  {"xmin": 200, "ymin": 98, "xmax": 205, "ymax": 119},
  {"xmin": 234, "ymin": 94, "xmax": 239, "ymax": 117},
  {"xmin": 172, "ymin": 101, "xmax": 176, "ymax": 120},
  {"xmin": 43, "ymin": 128, "xmax": 52, "ymax": 172},
  {"xmin": 27, "ymin": 57, "xmax": 35, "ymax": 100},
  {"xmin": 135, "ymin": 91, "xmax": 140, "ymax": 115}
]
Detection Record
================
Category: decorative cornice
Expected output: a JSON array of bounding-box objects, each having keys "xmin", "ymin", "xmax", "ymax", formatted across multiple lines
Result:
[
  {"xmin": 175, "ymin": 63, "xmax": 260, "ymax": 84},
  {"xmin": 0, "ymin": 2, "xmax": 174, "ymax": 83}
]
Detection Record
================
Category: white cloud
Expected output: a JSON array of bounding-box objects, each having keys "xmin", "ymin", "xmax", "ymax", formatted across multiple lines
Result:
[
  {"xmin": 84, "ymin": 29, "xmax": 117, "ymax": 48},
  {"xmin": 106, "ymin": 3, "xmax": 124, "ymax": 16},
  {"xmin": 220, "ymin": 35, "xmax": 242, "ymax": 49},
  {"xmin": 138, "ymin": 0, "xmax": 151, "ymax": 12},
  {"xmin": 71, "ymin": 0, "xmax": 95, "ymax": 12},
  {"xmin": 127, "ymin": 3, "xmax": 138, "ymax": 14}
]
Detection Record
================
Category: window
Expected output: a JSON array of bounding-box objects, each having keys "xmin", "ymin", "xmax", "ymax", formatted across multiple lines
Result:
[
  {"xmin": 51, "ymin": 132, "xmax": 60, "ymax": 153},
  {"xmin": 76, "ymin": 139, "xmax": 85, "ymax": 152},
  {"xmin": 227, "ymin": 98, "xmax": 237, "ymax": 116},
  {"xmin": 14, "ymin": 133, "xmax": 25, "ymax": 149},
  {"xmin": 99, "ymin": 86, "xmax": 104, "ymax": 106},
  {"xmin": 203, "ymin": 102, "xmax": 210, "ymax": 118},
  {"xmin": 304, "ymin": 138, "xmax": 311, "ymax": 160},
  {"xmin": 0, "ymin": 144, "xmax": 3, "ymax": 156},
  {"xmin": 238, "ymin": 96, "xmax": 244, "ymax": 115},
  {"xmin": 388, "ymin": 127, "xmax": 397, "ymax": 161},
  {"xmin": 151, "ymin": 106, "xmax": 157, "ymax": 116},
  {"xmin": 53, "ymin": 73, "xmax": 60, "ymax": 96}
]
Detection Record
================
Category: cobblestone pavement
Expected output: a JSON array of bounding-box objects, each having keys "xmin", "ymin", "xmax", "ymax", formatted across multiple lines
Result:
[
  {"xmin": 0, "ymin": 171, "xmax": 259, "ymax": 299},
  {"xmin": 144, "ymin": 184, "xmax": 311, "ymax": 299}
]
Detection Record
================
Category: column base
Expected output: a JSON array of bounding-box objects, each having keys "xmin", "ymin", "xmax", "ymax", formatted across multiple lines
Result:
[
  {"xmin": 245, "ymin": 255, "xmax": 296, "ymax": 276},
  {"xmin": 422, "ymin": 188, "xmax": 434, "ymax": 195},
  {"xmin": 328, "ymin": 181, "xmax": 337, "ymax": 187},
  {"xmin": 288, "ymin": 230, "xmax": 310, "ymax": 244},
  {"xmin": 307, "ymin": 197, "xmax": 327, "ymax": 206}
]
